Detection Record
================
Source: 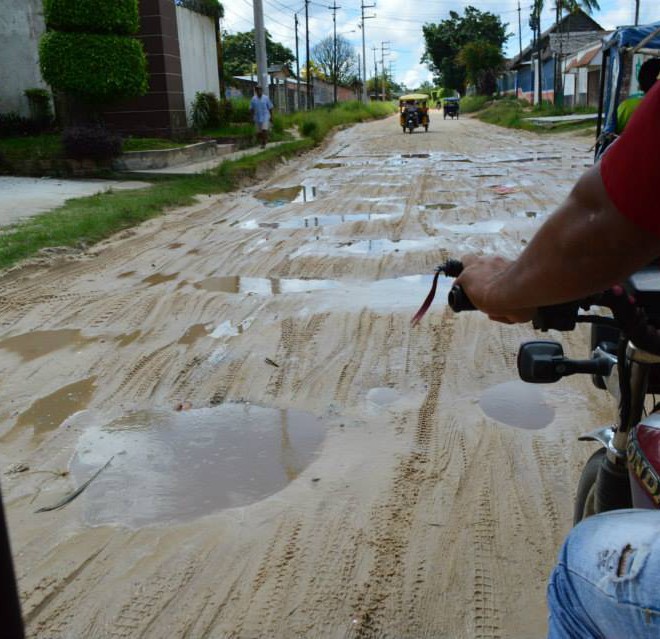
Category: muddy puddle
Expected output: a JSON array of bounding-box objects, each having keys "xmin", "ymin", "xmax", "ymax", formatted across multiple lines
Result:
[
  {"xmin": 479, "ymin": 380, "xmax": 555, "ymax": 429},
  {"xmin": 401, "ymin": 153, "xmax": 430, "ymax": 159},
  {"xmin": 240, "ymin": 213, "xmax": 395, "ymax": 230},
  {"xmin": 142, "ymin": 272, "xmax": 179, "ymax": 287},
  {"xmin": 314, "ymin": 162, "xmax": 343, "ymax": 170},
  {"xmin": 13, "ymin": 377, "xmax": 97, "ymax": 439},
  {"xmin": 0, "ymin": 329, "xmax": 93, "ymax": 361},
  {"xmin": 178, "ymin": 324, "xmax": 209, "ymax": 345},
  {"xmin": 423, "ymin": 203, "xmax": 457, "ymax": 211},
  {"xmin": 69, "ymin": 404, "xmax": 327, "ymax": 526},
  {"xmin": 256, "ymin": 186, "xmax": 317, "ymax": 207}
]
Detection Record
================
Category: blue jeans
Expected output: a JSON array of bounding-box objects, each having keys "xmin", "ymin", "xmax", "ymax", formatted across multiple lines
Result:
[{"xmin": 547, "ymin": 510, "xmax": 660, "ymax": 638}]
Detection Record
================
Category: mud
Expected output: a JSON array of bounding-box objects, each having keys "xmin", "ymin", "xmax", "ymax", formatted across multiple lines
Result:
[{"xmin": 0, "ymin": 114, "xmax": 605, "ymax": 639}]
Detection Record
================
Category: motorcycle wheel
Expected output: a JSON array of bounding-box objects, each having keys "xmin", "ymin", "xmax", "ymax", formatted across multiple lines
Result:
[{"xmin": 573, "ymin": 448, "xmax": 605, "ymax": 525}]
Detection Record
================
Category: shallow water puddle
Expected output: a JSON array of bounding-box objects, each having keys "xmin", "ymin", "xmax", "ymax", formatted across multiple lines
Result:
[
  {"xmin": 14, "ymin": 377, "xmax": 97, "ymax": 439},
  {"xmin": 240, "ymin": 213, "xmax": 394, "ymax": 230},
  {"xmin": 479, "ymin": 380, "xmax": 555, "ymax": 429},
  {"xmin": 293, "ymin": 237, "xmax": 440, "ymax": 257},
  {"xmin": 314, "ymin": 162, "xmax": 344, "ymax": 169},
  {"xmin": 424, "ymin": 203, "xmax": 457, "ymax": 211},
  {"xmin": 0, "ymin": 329, "xmax": 93, "ymax": 361},
  {"xmin": 178, "ymin": 324, "xmax": 209, "ymax": 345},
  {"xmin": 142, "ymin": 272, "xmax": 179, "ymax": 287},
  {"xmin": 195, "ymin": 276, "xmax": 341, "ymax": 295},
  {"xmin": 116, "ymin": 330, "xmax": 142, "ymax": 347},
  {"xmin": 401, "ymin": 153, "xmax": 430, "ymax": 159},
  {"xmin": 70, "ymin": 404, "xmax": 327, "ymax": 526},
  {"xmin": 256, "ymin": 185, "xmax": 317, "ymax": 207},
  {"xmin": 436, "ymin": 221, "xmax": 506, "ymax": 234}
]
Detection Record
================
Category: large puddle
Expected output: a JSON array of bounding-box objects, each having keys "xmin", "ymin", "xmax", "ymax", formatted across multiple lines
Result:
[
  {"xmin": 195, "ymin": 276, "xmax": 341, "ymax": 295},
  {"xmin": 292, "ymin": 238, "xmax": 440, "ymax": 258},
  {"xmin": 70, "ymin": 404, "xmax": 326, "ymax": 527},
  {"xmin": 255, "ymin": 186, "xmax": 317, "ymax": 207},
  {"xmin": 479, "ymin": 380, "xmax": 555, "ymax": 429},
  {"xmin": 240, "ymin": 213, "xmax": 395, "ymax": 229},
  {"xmin": 436, "ymin": 221, "xmax": 506, "ymax": 235}
]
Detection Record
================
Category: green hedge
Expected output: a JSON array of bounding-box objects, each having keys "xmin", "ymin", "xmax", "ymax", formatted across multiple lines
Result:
[
  {"xmin": 43, "ymin": 0, "xmax": 139, "ymax": 35},
  {"xmin": 40, "ymin": 32, "xmax": 148, "ymax": 102}
]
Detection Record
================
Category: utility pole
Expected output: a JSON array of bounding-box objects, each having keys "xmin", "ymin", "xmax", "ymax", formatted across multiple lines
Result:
[
  {"xmin": 380, "ymin": 41, "xmax": 390, "ymax": 101},
  {"xmin": 252, "ymin": 0, "xmax": 268, "ymax": 91},
  {"xmin": 329, "ymin": 1, "xmax": 341, "ymax": 104},
  {"xmin": 305, "ymin": 0, "xmax": 312, "ymax": 109},
  {"xmin": 372, "ymin": 46, "xmax": 378, "ymax": 101},
  {"xmin": 634, "ymin": 0, "xmax": 640, "ymax": 25},
  {"xmin": 517, "ymin": 0, "xmax": 522, "ymax": 58},
  {"xmin": 360, "ymin": 0, "xmax": 376, "ymax": 103},
  {"xmin": 294, "ymin": 13, "xmax": 300, "ymax": 110}
]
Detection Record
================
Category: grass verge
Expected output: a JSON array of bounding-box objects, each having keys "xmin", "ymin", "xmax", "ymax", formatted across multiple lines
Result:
[
  {"xmin": 466, "ymin": 96, "xmax": 598, "ymax": 134},
  {"xmin": 0, "ymin": 101, "xmax": 393, "ymax": 270}
]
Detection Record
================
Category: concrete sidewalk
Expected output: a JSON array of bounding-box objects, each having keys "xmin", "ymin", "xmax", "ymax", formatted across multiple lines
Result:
[
  {"xmin": 126, "ymin": 140, "xmax": 293, "ymax": 176},
  {"xmin": 0, "ymin": 177, "xmax": 151, "ymax": 226}
]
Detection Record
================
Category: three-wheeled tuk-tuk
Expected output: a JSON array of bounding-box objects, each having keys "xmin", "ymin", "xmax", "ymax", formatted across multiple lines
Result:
[
  {"xmin": 399, "ymin": 93, "xmax": 430, "ymax": 133},
  {"xmin": 442, "ymin": 97, "xmax": 460, "ymax": 120},
  {"xmin": 595, "ymin": 21, "xmax": 660, "ymax": 159}
]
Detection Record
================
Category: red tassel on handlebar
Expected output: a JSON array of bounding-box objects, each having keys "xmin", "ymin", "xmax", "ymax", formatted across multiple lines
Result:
[{"xmin": 411, "ymin": 269, "xmax": 441, "ymax": 327}]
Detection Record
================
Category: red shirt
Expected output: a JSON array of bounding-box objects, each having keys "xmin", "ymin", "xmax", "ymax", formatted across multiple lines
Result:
[{"xmin": 601, "ymin": 81, "xmax": 660, "ymax": 236}]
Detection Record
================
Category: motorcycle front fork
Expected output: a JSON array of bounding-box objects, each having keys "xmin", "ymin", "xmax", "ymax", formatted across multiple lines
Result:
[{"xmin": 579, "ymin": 345, "xmax": 656, "ymax": 514}]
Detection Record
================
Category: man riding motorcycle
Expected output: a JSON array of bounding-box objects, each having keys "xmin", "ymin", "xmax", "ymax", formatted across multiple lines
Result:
[{"xmin": 456, "ymin": 81, "xmax": 660, "ymax": 636}]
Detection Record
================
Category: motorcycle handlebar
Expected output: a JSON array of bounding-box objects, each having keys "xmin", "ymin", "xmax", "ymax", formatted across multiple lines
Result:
[{"xmin": 438, "ymin": 260, "xmax": 660, "ymax": 356}]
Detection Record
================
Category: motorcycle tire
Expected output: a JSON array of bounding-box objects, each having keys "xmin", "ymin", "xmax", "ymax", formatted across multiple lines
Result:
[{"xmin": 573, "ymin": 448, "xmax": 605, "ymax": 525}]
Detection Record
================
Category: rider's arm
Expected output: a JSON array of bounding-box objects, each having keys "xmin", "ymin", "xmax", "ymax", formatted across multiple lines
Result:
[{"xmin": 456, "ymin": 82, "xmax": 660, "ymax": 323}]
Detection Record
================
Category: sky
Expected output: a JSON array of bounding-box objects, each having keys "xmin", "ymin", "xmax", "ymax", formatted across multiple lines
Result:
[{"xmin": 222, "ymin": 0, "xmax": 660, "ymax": 89}]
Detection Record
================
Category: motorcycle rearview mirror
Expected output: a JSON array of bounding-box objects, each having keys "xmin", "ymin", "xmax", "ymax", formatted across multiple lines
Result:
[{"xmin": 517, "ymin": 340, "xmax": 566, "ymax": 383}]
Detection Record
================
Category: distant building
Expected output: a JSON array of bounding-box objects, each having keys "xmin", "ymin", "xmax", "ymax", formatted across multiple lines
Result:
[{"xmin": 498, "ymin": 9, "xmax": 605, "ymax": 104}]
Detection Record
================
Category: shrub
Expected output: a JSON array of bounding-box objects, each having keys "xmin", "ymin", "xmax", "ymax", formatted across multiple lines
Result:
[
  {"xmin": 39, "ymin": 0, "xmax": 147, "ymax": 111},
  {"xmin": 191, "ymin": 92, "xmax": 221, "ymax": 130},
  {"xmin": 62, "ymin": 125, "xmax": 122, "ymax": 160},
  {"xmin": 271, "ymin": 113, "xmax": 284, "ymax": 135},
  {"xmin": 40, "ymin": 32, "xmax": 148, "ymax": 103},
  {"xmin": 43, "ymin": 0, "xmax": 139, "ymax": 35},
  {"xmin": 300, "ymin": 120, "xmax": 318, "ymax": 139},
  {"xmin": 24, "ymin": 88, "xmax": 54, "ymax": 126},
  {"xmin": 0, "ymin": 113, "xmax": 43, "ymax": 137}
]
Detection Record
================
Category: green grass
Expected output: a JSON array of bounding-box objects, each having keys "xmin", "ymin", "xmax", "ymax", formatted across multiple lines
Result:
[
  {"xmin": 0, "ymin": 133, "xmax": 63, "ymax": 162},
  {"xmin": 467, "ymin": 96, "xmax": 598, "ymax": 134},
  {"xmin": 459, "ymin": 96, "xmax": 490, "ymax": 113},
  {"xmin": 122, "ymin": 138, "xmax": 187, "ymax": 152}
]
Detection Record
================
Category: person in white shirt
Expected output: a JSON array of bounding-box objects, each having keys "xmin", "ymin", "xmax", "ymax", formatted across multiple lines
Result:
[{"xmin": 249, "ymin": 86, "xmax": 274, "ymax": 149}]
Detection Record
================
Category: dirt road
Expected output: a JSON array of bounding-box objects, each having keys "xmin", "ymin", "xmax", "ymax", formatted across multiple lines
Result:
[{"xmin": 2, "ymin": 114, "xmax": 611, "ymax": 638}]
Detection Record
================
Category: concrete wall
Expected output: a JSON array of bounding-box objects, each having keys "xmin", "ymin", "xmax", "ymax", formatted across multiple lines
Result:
[
  {"xmin": 175, "ymin": 5, "xmax": 219, "ymax": 123},
  {"xmin": 0, "ymin": 0, "xmax": 47, "ymax": 116}
]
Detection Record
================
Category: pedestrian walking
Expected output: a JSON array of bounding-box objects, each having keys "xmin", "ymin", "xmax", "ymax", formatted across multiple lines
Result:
[{"xmin": 250, "ymin": 86, "xmax": 274, "ymax": 149}]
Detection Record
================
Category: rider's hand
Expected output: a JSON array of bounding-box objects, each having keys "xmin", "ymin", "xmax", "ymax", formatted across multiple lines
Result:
[{"xmin": 455, "ymin": 254, "xmax": 536, "ymax": 324}]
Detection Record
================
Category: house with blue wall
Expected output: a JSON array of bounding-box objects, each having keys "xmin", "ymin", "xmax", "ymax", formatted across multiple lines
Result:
[{"xmin": 498, "ymin": 9, "xmax": 604, "ymax": 104}]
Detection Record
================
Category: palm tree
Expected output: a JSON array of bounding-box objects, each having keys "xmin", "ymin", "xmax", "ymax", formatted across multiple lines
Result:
[{"xmin": 529, "ymin": 0, "xmax": 544, "ymax": 104}]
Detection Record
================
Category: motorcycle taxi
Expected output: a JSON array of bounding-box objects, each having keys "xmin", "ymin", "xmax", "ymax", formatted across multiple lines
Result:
[{"xmin": 399, "ymin": 94, "xmax": 430, "ymax": 133}]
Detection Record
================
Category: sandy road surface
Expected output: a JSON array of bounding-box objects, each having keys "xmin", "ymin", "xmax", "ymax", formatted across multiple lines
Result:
[{"xmin": 2, "ymin": 114, "xmax": 613, "ymax": 638}]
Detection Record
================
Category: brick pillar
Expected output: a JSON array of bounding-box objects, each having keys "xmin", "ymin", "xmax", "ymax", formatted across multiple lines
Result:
[{"xmin": 104, "ymin": 0, "xmax": 188, "ymax": 138}]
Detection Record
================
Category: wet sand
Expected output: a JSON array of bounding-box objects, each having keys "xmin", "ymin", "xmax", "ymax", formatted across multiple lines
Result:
[{"xmin": 1, "ymin": 114, "xmax": 611, "ymax": 638}]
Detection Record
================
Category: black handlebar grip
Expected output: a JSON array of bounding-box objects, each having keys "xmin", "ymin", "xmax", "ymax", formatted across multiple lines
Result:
[{"xmin": 448, "ymin": 285, "xmax": 476, "ymax": 312}]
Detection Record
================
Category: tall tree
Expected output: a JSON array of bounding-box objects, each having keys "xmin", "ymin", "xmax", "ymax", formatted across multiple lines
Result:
[
  {"xmin": 421, "ymin": 6, "xmax": 508, "ymax": 95},
  {"xmin": 457, "ymin": 41, "xmax": 504, "ymax": 95},
  {"xmin": 223, "ymin": 30, "xmax": 294, "ymax": 78},
  {"xmin": 312, "ymin": 35, "xmax": 357, "ymax": 85}
]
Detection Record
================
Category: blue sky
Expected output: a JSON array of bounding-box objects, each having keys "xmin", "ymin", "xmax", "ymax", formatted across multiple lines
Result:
[{"xmin": 223, "ymin": 1, "xmax": 660, "ymax": 89}]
